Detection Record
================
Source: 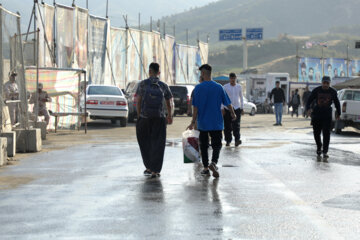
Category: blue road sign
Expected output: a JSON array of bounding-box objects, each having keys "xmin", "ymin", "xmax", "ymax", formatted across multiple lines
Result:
[
  {"xmin": 246, "ymin": 28, "xmax": 263, "ymax": 40},
  {"xmin": 219, "ymin": 29, "xmax": 242, "ymax": 41}
]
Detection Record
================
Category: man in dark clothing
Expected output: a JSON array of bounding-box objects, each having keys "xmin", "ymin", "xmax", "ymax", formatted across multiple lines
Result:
[
  {"xmin": 306, "ymin": 76, "xmax": 341, "ymax": 159},
  {"xmin": 270, "ymin": 81, "xmax": 286, "ymax": 126},
  {"xmin": 291, "ymin": 89, "xmax": 301, "ymax": 117},
  {"xmin": 302, "ymin": 86, "xmax": 311, "ymax": 117},
  {"xmin": 136, "ymin": 63, "xmax": 173, "ymax": 178}
]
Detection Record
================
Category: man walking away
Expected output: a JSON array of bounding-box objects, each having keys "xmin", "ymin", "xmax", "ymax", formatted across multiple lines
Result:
[
  {"xmin": 136, "ymin": 63, "xmax": 173, "ymax": 178},
  {"xmin": 270, "ymin": 81, "xmax": 285, "ymax": 126},
  {"xmin": 302, "ymin": 86, "xmax": 311, "ymax": 117},
  {"xmin": 187, "ymin": 64, "xmax": 236, "ymax": 178},
  {"xmin": 291, "ymin": 89, "xmax": 300, "ymax": 117},
  {"xmin": 306, "ymin": 76, "xmax": 340, "ymax": 159},
  {"xmin": 223, "ymin": 73, "xmax": 244, "ymax": 147}
]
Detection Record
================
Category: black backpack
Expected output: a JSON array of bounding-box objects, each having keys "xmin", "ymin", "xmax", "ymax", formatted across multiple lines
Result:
[{"xmin": 142, "ymin": 79, "xmax": 164, "ymax": 118}]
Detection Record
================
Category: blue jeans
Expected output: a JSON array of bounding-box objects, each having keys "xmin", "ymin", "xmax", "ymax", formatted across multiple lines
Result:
[{"xmin": 274, "ymin": 103, "xmax": 283, "ymax": 124}]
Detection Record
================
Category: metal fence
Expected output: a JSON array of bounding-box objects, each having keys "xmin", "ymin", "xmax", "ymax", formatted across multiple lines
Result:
[{"xmin": 0, "ymin": 6, "xmax": 28, "ymax": 132}]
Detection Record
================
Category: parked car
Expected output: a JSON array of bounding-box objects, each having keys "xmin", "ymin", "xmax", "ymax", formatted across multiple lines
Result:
[
  {"xmin": 169, "ymin": 85, "xmax": 194, "ymax": 116},
  {"xmin": 332, "ymin": 89, "xmax": 360, "ymax": 134},
  {"xmin": 124, "ymin": 80, "xmax": 141, "ymax": 122},
  {"xmin": 243, "ymin": 98, "xmax": 257, "ymax": 116},
  {"xmin": 81, "ymin": 85, "xmax": 128, "ymax": 127},
  {"xmin": 124, "ymin": 80, "xmax": 175, "ymax": 122}
]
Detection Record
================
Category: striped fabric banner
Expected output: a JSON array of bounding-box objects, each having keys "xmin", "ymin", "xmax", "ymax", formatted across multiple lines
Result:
[{"xmin": 25, "ymin": 69, "xmax": 80, "ymax": 130}]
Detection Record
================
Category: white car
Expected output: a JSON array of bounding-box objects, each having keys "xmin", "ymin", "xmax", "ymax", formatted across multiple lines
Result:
[
  {"xmin": 243, "ymin": 98, "xmax": 257, "ymax": 116},
  {"xmin": 332, "ymin": 89, "xmax": 360, "ymax": 134},
  {"xmin": 81, "ymin": 85, "xmax": 129, "ymax": 127}
]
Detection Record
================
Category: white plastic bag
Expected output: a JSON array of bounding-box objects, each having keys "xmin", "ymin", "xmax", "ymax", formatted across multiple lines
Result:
[{"xmin": 182, "ymin": 130, "xmax": 201, "ymax": 163}]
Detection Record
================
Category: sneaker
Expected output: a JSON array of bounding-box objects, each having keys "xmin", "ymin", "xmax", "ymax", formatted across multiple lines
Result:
[
  {"xmin": 209, "ymin": 162, "xmax": 219, "ymax": 178},
  {"xmin": 279, "ymin": 123, "xmax": 283, "ymax": 126},
  {"xmin": 151, "ymin": 173, "xmax": 161, "ymax": 178},
  {"xmin": 316, "ymin": 150, "xmax": 322, "ymax": 156},
  {"xmin": 225, "ymin": 142, "xmax": 230, "ymax": 147},
  {"xmin": 235, "ymin": 140, "xmax": 242, "ymax": 147},
  {"xmin": 323, "ymin": 153, "xmax": 329, "ymax": 159},
  {"xmin": 201, "ymin": 169, "xmax": 210, "ymax": 176},
  {"xmin": 144, "ymin": 170, "xmax": 152, "ymax": 176},
  {"xmin": 273, "ymin": 123, "xmax": 279, "ymax": 126}
]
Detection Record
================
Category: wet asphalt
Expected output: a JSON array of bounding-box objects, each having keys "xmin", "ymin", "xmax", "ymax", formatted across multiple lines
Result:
[{"xmin": 0, "ymin": 119, "xmax": 360, "ymax": 239}]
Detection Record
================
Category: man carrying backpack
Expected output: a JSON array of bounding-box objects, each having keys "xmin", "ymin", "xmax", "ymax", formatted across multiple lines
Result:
[
  {"xmin": 136, "ymin": 63, "xmax": 173, "ymax": 178},
  {"xmin": 291, "ymin": 89, "xmax": 301, "ymax": 117}
]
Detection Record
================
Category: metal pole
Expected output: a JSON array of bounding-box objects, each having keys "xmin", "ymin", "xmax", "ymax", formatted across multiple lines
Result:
[
  {"xmin": 72, "ymin": 0, "xmax": 75, "ymax": 7},
  {"xmin": 186, "ymin": 29, "xmax": 189, "ymax": 83},
  {"xmin": 163, "ymin": 22, "xmax": 166, "ymax": 39},
  {"xmin": 296, "ymin": 43, "xmax": 299, "ymax": 81},
  {"xmin": 17, "ymin": 13, "xmax": 29, "ymax": 130},
  {"xmin": 33, "ymin": 0, "xmax": 37, "ymax": 66},
  {"xmin": 243, "ymin": 37, "xmax": 248, "ymax": 70},
  {"xmin": 106, "ymin": 0, "xmax": 109, "ymax": 18},
  {"xmin": 173, "ymin": 25, "xmax": 175, "ymax": 38},
  {"xmin": 84, "ymin": 71, "xmax": 87, "ymax": 134},
  {"xmin": 321, "ymin": 46, "xmax": 324, "ymax": 76},
  {"xmin": 346, "ymin": 44, "xmax": 349, "ymax": 77},
  {"xmin": 77, "ymin": 73, "xmax": 80, "ymax": 131},
  {"xmin": 86, "ymin": 0, "xmax": 88, "ymax": 9},
  {"xmin": 124, "ymin": 15, "xmax": 128, "ymax": 86},
  {"xmin": 35, "ymin": 28, "xmax": 40, "ymax": 124},
  {"xmin": 150, "ymin": 17, "xmax": 152, "ymax": 32},
  {"xmin": 138, "ymin": 12, "xmax": 141, "ymax": 30},
  {"xmin": 0, "ymin": 8, "xmax": 3, "ymax": 132}
]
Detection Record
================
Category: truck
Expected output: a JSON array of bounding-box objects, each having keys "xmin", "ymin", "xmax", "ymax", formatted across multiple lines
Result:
[
  {"xmin": 242, "ymin": 73, "xmax": 291, "ymax": 104},
  {"xmin": 332, "ymin": 88, "xmax": 360, "ymax": 134}
]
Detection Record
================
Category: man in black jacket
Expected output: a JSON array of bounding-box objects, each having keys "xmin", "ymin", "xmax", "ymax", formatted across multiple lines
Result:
[
  {"xmin": 306, "ymin": 76, "xmax": 341, "ymax": 159},
  {"xmin": 270, "ymin": 81, "xmax": 286, "ymax": 126}
]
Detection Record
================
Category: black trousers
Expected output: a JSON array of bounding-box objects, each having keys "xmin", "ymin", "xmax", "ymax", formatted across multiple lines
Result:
[
  {"xmin": 312, "ymin": 118, "xmax": 331, "ymax": 154},
  {"xmin": 199, "ymin": 130, "xmax": 222, "ymax": 168},
  {"xmin": 292, "ymin": 104, "xmax": 299, "ymax": 117},
  {"xmin": 224, "ymin": 108, "xmax": 241, "ymax": 143},
  {"xmin": 136, "ymin": 117, "xmax": 167, "ymax": 173}
]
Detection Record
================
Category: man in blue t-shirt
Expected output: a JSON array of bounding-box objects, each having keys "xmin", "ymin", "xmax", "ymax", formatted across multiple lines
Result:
[{"xmin": 187, "ymin": 64, "xmax": 236, "ymax": 178}]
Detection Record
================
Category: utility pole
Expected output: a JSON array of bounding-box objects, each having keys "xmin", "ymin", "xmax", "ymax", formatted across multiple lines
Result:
[
  {"xmin": 243, "ymin": 36, "xmax": 248, "ymax": 70},
  {"xmin": 86, "ymin": 0, "xmax": 88, "ymax": 9},
  {"xmin": 150, "ymin": 17, "xmax": 152, "ymax": 32},
  {"xmin": 296, "ymin": 42, "xmax": 299, "ymax": 81},
  {"xmin": 163, "ymin": 22, "xmax": 166, "ymax": 38},
  {"xmin": 138, "ymin": 13, "xmax": 141, "ymax": 30},
  {"xmin": 72, "ymin": 0, "xmax": 75, "ymax": 7},
  {"xmin": 347, "ymin": 44, "xmax": 349, "ymax": 77}
]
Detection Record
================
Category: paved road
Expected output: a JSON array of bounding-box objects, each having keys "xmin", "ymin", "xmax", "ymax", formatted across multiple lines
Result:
[{"xmin": 0, "ymin": 115, "xmax": 359, "ymax": 239}]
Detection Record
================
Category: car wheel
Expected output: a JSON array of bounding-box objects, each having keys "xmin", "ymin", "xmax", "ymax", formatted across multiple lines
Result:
[
  {"xmin": 250, "ymin": 108, "xmax": 256, "ymax": 116},
  {"xmin": 120, "ymin": 117, "xmax": 127, "ymax": 127}
]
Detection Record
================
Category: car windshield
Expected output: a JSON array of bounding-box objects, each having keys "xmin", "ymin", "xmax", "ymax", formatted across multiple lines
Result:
[
  {"xmin": 170, "ymin": 86, "xmax": 187, "ymax": 95},
  {"xmin": 343, "ymin": 91, "xmax": 360, "ymax": 101},
  {"xmin": 88, "ymin": 86, "xmax": 122, "ymax": 96}
]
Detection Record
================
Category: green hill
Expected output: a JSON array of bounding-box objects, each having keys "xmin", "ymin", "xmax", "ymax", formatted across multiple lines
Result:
[{"xmin": 161, "ymin": 0, "xmax": 360, "ymax": 44}]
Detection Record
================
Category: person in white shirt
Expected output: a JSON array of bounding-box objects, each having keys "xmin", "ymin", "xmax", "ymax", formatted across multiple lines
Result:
[{"xmin": 223, "ymin": 73, "xmax": 244, "ymax": 147}]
